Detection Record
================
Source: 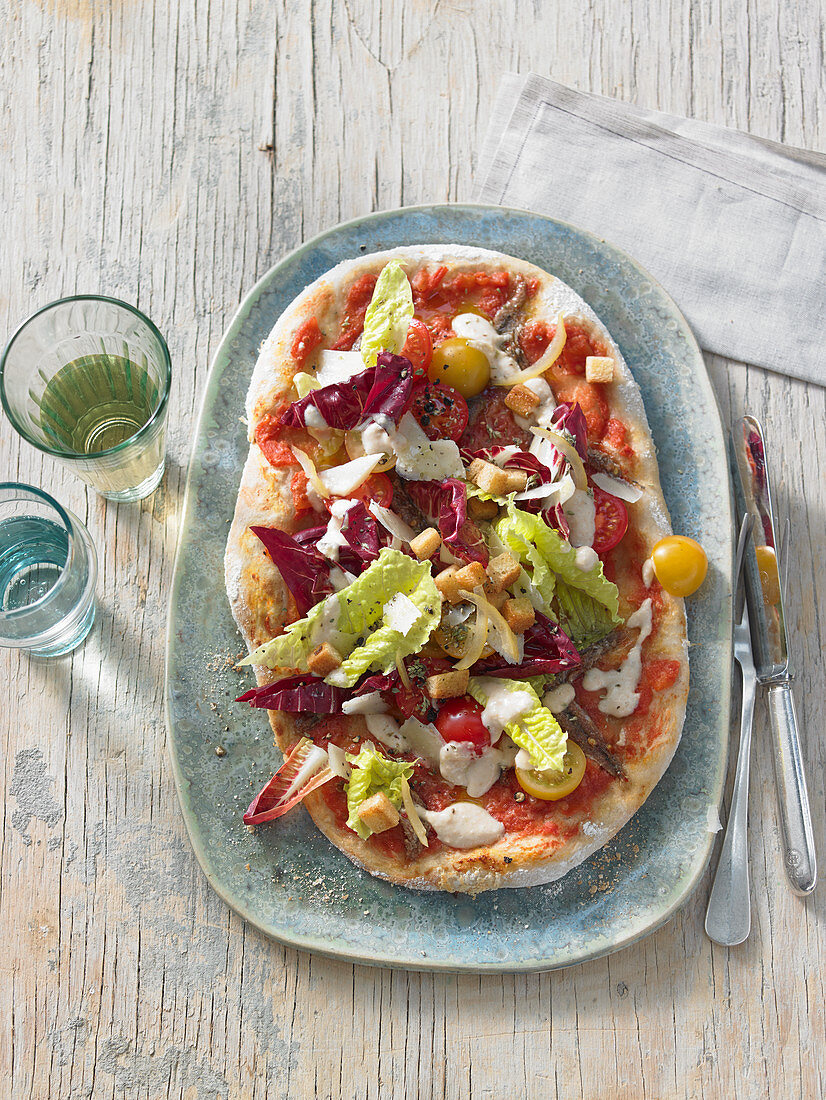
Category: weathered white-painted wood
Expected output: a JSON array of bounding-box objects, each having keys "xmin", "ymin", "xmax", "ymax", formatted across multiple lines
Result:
[{"xmin": 1, "ymin": 1, "xmax": 824, "ymax": 1097}]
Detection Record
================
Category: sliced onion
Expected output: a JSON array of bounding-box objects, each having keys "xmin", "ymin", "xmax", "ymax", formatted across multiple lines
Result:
[
  {"xmin": 400, "ymin": 777, "xmax": 429, "ymax": 847},
  {"xmin": 319, "ymin": 454, "xmax": 382, "ymax": 497},
  {"xmin": 290, "ymin": 446, "xmax": 330, "ymax": 499},
  {"xmin": 454, "ymin": 605, "xmax": 489, "ymax": 670},
  {"xmin": 529, "ymin": 427, "xmax": 588, "ymax": 490},
  {"xmin": 395, "ymin": 652, "xmax": 412, "ymax": 689},
  {"xmin": 368, "ymin": 501, "xmax": 416, "ymax": 544},
  {"xmin": 590, "ymin": 471, "xmax": 643, "ymax": 503},
  {"xmin": 461, "ymin": 588, "xmax": 520, "ymax": 664},
  {"xmin": 494, "ymin": 314, "xmax": 567, "ymax": 387}
]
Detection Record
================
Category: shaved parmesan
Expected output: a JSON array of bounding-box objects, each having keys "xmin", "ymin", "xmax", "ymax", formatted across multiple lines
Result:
[
  {"xmin": 591, "ymin": 472, "xmax": 643, "ymax": 503},
  {"xmin": 384, "ymin": 592, "xmax": 421, "ymax": 636},
  {"xmin": 327, "ymin": 743, "xmax": 351, "ymax": 778},
  {"xmin": 388, "ymin": 412, "xmax": 464, "ymax": 482},
  {"xmin": 514, "ymin": 474, "xmax": 576, "ymax": 505},
  {"xmin": 316, "ymin": 349, "xmax": 364, "ymax": 387},
  {"xmin": 342, "ymin": 692, "xmax": 387, "ymax": 715},
  {"xmin": 398, "ymin": 717, "xmax": 443, "ymax": 769},
  {"xmin": 368, "ymin": 501, "xmax": 416, "ymax": 544},
  {"xmin": 318, "ymin": 453, "xmax": 381, "ymax": 496},
  {"xmin": 365, "ymin": 714, "xmax": 409, "ymax": 753}
]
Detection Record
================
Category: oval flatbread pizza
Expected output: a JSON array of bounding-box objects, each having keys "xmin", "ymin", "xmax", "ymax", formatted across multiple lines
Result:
[{"xmin": 225, "ymin": 245, "xmax": 689, "ymax": 894}]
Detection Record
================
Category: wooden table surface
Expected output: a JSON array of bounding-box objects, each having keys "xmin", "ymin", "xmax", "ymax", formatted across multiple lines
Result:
[{"xmin": 2, "ymin": 2, "xmax": 824, "ymax": 1097}]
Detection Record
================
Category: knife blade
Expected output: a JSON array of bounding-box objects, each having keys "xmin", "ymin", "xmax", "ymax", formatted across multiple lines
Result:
[{"xmin": 733, "ymin": 415, "xmax": 817, "ymax": 895}]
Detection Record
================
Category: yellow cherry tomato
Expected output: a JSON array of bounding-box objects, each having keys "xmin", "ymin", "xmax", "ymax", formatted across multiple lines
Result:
[
  {"xmin": 755, "ymin": 544, "xmax": 781, "ymax": 606},
  {"xmin": 344, "ymin": 429, "xmax": 396, "ymax": 472},
  {"xmin": 516, "ymin": 743, "xmax": 587, "ymax": 801},
  {"xmin": 428, "ymin": 337, "xmax": 491, "ymax": 397},
  {"xmin": 651, "ymin": 535, "xmax": 708, "ymax": 597}
]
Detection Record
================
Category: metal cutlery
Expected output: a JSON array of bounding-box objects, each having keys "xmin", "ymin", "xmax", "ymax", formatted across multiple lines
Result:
[
  {"xmin": 733, "ymin": 416, "xmax": 817, "ymax": 896},
  {"xmin": 705, "ymin": 514, "xmax": 757, "ymax": 946}
]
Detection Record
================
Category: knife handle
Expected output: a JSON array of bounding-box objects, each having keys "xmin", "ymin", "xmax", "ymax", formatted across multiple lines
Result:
[{"xmin": 766, "ymin": 682, "xmax": 817, "ymax": 895}]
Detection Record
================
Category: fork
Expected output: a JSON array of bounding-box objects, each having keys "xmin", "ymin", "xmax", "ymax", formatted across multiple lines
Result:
[{"xmin": 705, "ymin": 514, "xmax": 757, "ymax": 946}]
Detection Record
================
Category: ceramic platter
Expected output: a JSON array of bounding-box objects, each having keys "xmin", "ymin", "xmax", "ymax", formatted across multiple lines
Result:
[{"xmin": 166, "ymin": 204, "xmax": 733, "ymax": 972}]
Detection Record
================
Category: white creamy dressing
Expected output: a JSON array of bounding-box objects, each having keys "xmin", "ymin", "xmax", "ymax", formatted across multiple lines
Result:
[
  {"xmin": 574, "ymin": 545, "xmax": 599, "ymax": 572},
  {"xmin": 475, "ymin": 677, "xmax": 535, "ymax": 743},
  {"xmin": 303, "ymin": 406, "xmax": 328, "ymax": 430},
  {"xmin": 582, "ymin": 598, "xmax": 654, "ymax": 717},
  {"xmin": 562, "ymin": 488, "xmax": 596, "ymax": 548},
  {"xmin": 438, "ymin": 738, "xmax": 518, "ymax": 798},
  {"xmin": 316, "ymin": 499, "xmax": 357, "ymax": 562},
  {"xmin": 451, "ymin": 313, "xmax": 518, "ymax": 382},
  {"xmin": 360, "ymin": 414, "xmax": 395, "ymax": 460},
  {"xmin": 420, "ymin": 803, "xmax": 505, "ymax": 849},
  {"xmin": 341, "ymin": 691, "xmax": 387, "ymax": 715},
  {"xmin": 642, "ymin": 557, "xmax": 656, "ymax": 587},
  {"xmin": 543, "ymin": 682, "xmax": 576, "ymax": 713},
  {"xmin": 364, "ymin": 714, "xmax": 410, "ymax": 753},
  {"xmin": 282, "ymin": 745, "xmax": 329, "ymax": 800}
]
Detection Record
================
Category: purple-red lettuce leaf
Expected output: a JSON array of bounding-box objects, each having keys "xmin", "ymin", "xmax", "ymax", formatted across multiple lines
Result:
[
  {"xmin": 251, "ymin": 526, "xmax": 333, "ymax": 614},
  {"xmin": 550, "ymin": 401, "xmax": 588, "ymax": 460},
  {"xmin": 237, "ymin": 675, "xmax": 349, "ymax": 713},
  {"xmin": 279, "ymin": 353, "xmax": 413, "ymax": 431},
  {"xmin": 340, "ymin": 501, "xmax": 380, "ymax": 563},
  {"xmin": 472, "ymin": 612, "xmax": 581, "ymax": 678},
  {"xmin": 406, "ymin": 478, "xmax": 489, "ymax": 565}
]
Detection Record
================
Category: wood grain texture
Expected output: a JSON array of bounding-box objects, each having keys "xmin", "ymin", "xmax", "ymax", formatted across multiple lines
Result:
[{"xmin": 1, "ymin": 1, "xmax": 823, "ymax": 1097}]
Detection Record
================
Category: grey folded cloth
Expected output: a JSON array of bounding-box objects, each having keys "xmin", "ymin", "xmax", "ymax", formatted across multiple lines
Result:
[{"xmin": 476, "ymin": 74, "xmax": 826, "ymax": 386}]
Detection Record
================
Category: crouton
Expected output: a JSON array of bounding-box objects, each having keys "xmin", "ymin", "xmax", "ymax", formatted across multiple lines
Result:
[
  {"xmin": 410, "ymin": 526, "xmax": 441, "ymax": 561},
  {"xmin": 435, "ymin": 566, "xmax": 463, "ymax": 605},
  {"xmin": 426, "ymin": 668, "xmax": 470, "ymax": 700},
  {"xmin": 466, "ymin": 458, "xmax": 511, "ymax": 497},
  {"xmin": 485, "ymin": 551, "xmax": 522, "ymax": 593},
  {"xmin": 467, "ymin": 495, "xmax": 499, "ymax": 521},
  {"xmin": 504, "ymin": 384, "xmax": 541, "ymax": 417},
  {"xmin": 585, "ymin": 356, "xmax": 614, "ymax": 384},
  {"xmin": 453, "ymin": 561, "xmax": 487, "ymax": 592},
  {"xmin": 485, "ymin": 588, "xmax": 509, "ymax": 610},
  {"xmin": 502, "ymin": 597, "xmax": 536, "ymax": 634},
  {"xmin": 307, "ymin": 642, "xmax": 342, "ymax": 677},
  {"xmin": 356, "ymin": 791, "xmax": 400, "ymax": 834},
  {"xmin": 500, "ymin": 469, "xmax": 529, "ymax": 493}
]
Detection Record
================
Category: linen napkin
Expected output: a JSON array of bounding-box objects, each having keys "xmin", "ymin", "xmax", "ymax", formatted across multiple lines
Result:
[{"xmin": 476, "ymin": 74, "xmax": 826, "ymax": 386}]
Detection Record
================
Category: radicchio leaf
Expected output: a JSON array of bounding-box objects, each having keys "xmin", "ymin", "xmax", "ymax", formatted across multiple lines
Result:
[
  {"xmin": 340, "ymin": 501, "xmax": 380, "ymax": 563},
  {"xmin": 243, "ymin": 737, "xmax": 334, "ymax": 825},
  {"xmin": 237, "ymin": 675, "xmax": 350, "ymax": 712},
  {"xmin": 471, "ymin": 612, "xmax": 581, "ymax": 678},
  {"xmin": 279, "ymin": 352, "xmax": 413, "ymax": 431},
  {"xmin": 251, "ymin": 526, "xmax": 333, "ymax": 614},
  {"xmin": 550, "ymin": 401, "xmax": 588, "ymax": 460},
  {"xmin": 406, "ymin": 478, "xmax": 489, "ymax": 565}
]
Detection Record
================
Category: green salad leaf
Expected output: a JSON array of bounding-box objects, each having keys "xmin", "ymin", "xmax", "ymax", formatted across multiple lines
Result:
[
  {"xmin": 241, "ymin": 548, "xmax": 441, "ymax": 687},
  {"xmin": 360, "ymin": 261, "xmax": 414, "ymax": 368},
  {"xmin": 467, "ymin": 676, "xmax": 568, "ymax": 773},
  {"xmin": 495, "ymin": 503, "xmax": 621, "ymax": 644},
  {"xmin": 345, "ymin": 743, "xmax": 414, "ymax": 839}
]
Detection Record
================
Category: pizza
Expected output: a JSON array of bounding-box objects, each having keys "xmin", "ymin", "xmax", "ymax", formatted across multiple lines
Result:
[{"xmin": 224, "ymin": 245, "xmax": 690, "ymax": 894}]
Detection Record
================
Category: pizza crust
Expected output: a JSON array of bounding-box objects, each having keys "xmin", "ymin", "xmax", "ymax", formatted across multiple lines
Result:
[{"xmin": 225, "ymin": 245, "xmax": 688, "ymax": 894}]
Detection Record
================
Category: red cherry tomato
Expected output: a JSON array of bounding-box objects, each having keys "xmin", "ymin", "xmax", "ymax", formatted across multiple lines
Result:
[
  {"xmin": 592, "ymin": 486, "xmax": 629, "ymax": 555},
  {"xmin": 435, "ymin": 697, "xmax": 491, "ymax": 756},
  {"xmin": 401, "ymin": 319, "xmax": 433, "ymax": 378},
  {"xmin": 338, "ymin": 472, "xmax": 394, "ymax": 509},
  {"xmin": 409, "ymin": 382, "xmax": 469, "ymax": 442}
]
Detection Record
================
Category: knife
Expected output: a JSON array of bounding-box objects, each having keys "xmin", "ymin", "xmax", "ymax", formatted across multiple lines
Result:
[{"xmin": 733, "ymin": 415, "xmax": 817, "ymax": 895}]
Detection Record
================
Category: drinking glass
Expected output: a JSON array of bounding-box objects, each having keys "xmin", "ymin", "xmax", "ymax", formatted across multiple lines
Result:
[
  {"xmin": 0, "ymin": 296, "xmax": 172, "ymax": 502},
  {"xmin": 0, "ymin": 483, "xmax": 97, "ymax": 656}
]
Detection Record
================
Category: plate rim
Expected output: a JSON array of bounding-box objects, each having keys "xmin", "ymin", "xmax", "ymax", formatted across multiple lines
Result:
[{"xmin": 165, "ymin": 201, "xmax": 732, "ymax": 973}]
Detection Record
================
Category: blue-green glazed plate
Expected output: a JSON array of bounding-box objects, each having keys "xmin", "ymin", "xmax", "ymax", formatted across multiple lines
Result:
[{"xmin": 166, "ymin": 204, "xmax": 732, "ymax": 972}]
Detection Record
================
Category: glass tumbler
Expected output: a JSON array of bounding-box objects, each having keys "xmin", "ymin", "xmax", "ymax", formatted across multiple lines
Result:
[
  {"xmin": 0, "ymin": 295, "xmax": 172, "ymax": 502},
  {"xmin": 0, "ymin": 483, "xmax": 97, "ymax": 657}
]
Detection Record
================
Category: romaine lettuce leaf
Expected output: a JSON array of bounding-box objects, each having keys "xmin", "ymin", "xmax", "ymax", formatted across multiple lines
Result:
[
  {"xmin": 467, "ymin": 676, "xmax": 567, "ymax": 773},
  {"xmin": 345, "ymin": 743, "xmax": 414, "ymax": 839},
  {"xmin": 553, "ymin": 581, "xmax": 618, "ymax": 649},
  {"xmin": 360, "ymin": 261, "xmax": 414, "ymax": 368},
  {"xmin": 241, "ymin": 548, "xmax": 441, "ymax": 686},
  {"xmin": 495, "ymin": 503, "xmax": 620, "ymax": 623}
]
